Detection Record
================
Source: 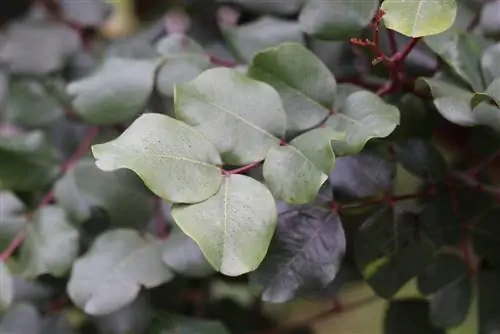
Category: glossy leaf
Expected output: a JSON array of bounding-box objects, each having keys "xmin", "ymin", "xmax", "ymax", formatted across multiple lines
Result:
[
  {"xmin": 220, "ymin": 16, "xmax": 305, "ymax": 64},
  {"xmin": 155, "ymin": 34, "xmax": 211, "ymax": 97},
  {"xmin": 354, "ymin": 209, "xmax": 435, "ymax": 298},
  {"xmin": 381, "ymin": 0, "xmax": 458, "ymax": 38},
  {"xmin": 67, "ymin": 229, "xmax": 174, "ymax": 315},
  {"xmin": 54, "ymin": 159, "xmax": 155, "ymax": 228},
  {"xmin": 0, "ymin": 131, "xmax": 60, "ymax": 191},
  {"xmin": 175, "ymin": 67, "xmax": 287, "ymax": 165},
  {"xmin": 92, "ymin": 113, "xmax": 223, "ymax": 204},
  {"xmin": 384, "ymin": 299, "xmax": 446, "ymax": 334},
  {"xmin": 67, "ymin": 58, "xmax": 157, "ymax": 125},
  {"xmin": 325, "ymin": 90, "xmax": 400, "ymax": 155},
  {"xmin": 299, "ymin": 0, "xmax": 379, "ymax": 40},
  {"xmin": 248, "ymin": 43, "xmax": 336, "ymax": 135},
  {"xmin": 252, "ymin": 205, "xmax": 346, "ymax": 303},
  {"xmin": 0, "ymin": 262, "xmax": 14, "ymax": 311},
  {"xmin": 18, "ymin": 205, "xmax": 79, "ymax": 278},
  {"xmin": 151, "ymin": 314, "xmax": 230, "ymax": 334},
  {"xmin": 162, "ymin": 228, "xmax": 215, "ymax": 278},
  {"xmin": 263, "ymin": 128, "xmax": 341, "ymax": 204},
  {"xmin": 171, "ymin": 174, "xmax": 277, "ymax": 276}
]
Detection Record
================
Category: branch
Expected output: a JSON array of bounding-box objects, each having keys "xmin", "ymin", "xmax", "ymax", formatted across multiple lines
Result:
[{"xmin": 0, "ymin": 126, "xmax": 99, "ymax": 262}]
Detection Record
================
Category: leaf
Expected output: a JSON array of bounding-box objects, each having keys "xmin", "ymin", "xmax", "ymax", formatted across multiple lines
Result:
[
  {"xmin": 220, "ymin": 16, "xmax": 305, "ymax": 64},
  {"xmin": 329, "ymin": 147, "xmax": 396, "ymax": 202},
  {"xmin": 325, "ymin": 90, "xmax": 400, "ymax": 155},
  {"xmin": 151, "ymin": 313, "xmax": 230, "ymax": 334},
  {"xmin": 0, "ymin": 262, "xmax": 14, "ymax": 311},
  {"xmin": 18, "ymin": 205, "xmax": 79, "ymax": 278},
  {"xmin": 175, "ymin": 67, "xmax": 287, "ymax": 165},
  {"xmin": 478, "ymin": 269, "xmax": 500, "ymax": 334},
  {"xmin": 480, "ymin": 0, "xmax": 500, "ymax": 38},
  {"xmin": 471, "ymin": 207, "xmax": 500, "ymax": 267},
  {"xmin": 155, "ymin": 34, "xmax": 211, "ymax": 97},
  {"xmin": 171, "ymin": 174, "xmax": 277, "ymax": 276},
  {"xmin": 251, "ymin": 205, "xmax": 345, "ymax": 303},
  {"xmin": 5, "ymin": 79, "xmax": 64, "ymax": 127},
  {"xmin": 381, "ymin": 0, "xmax": 458, "ymax": 38},
  {"xmin": 92, "ymin": 113, "xmax": 223, "ymax": 204},
  {"xmin": 67, "ymin": 229, "xmax": 174, "ymax": 315},
  {"xmin": 216, "ymin": 0, "xmax": 302, "ymax": 15},
  {"xmin": 299, "ymin": 0, "xmax": 379, "ymax": 40},
  {"xmin": 0, "ymin": 131, "xmax": 60, "ymax": 191},
  {"xmin": 60, "ymin": 0, "xmax": 110, "ymax": 27},
  {"xmin": 41, "ymin": 314, "xmax": 75, "ymax": 334},
  {"xmin": 481, "ymin": 43, "xmax": 500, "ymax": 82},
  {"xmin": 0, "ymin": 191, "xmax": 26, "ymax": 250},
  {"xmin": 0, "ymin": 20, "xmax": 80, "ymax": 75},
  {"xmin": 424, "ymin": 32, "xmax": 486, "ymax": 92},
  {"xmin": 417, "ymin": 252, "xmax": 471, "ymax": 327},
  {"xmin": 393, "ymin": 139, "xmax": 448, "ymax": 182},
  {"xmin": 54, "ymin": 159, "xmax": 155, "ymax": 228},
  {"xmin": 248, "ymin": 43, "xmax": 336, "ymax": 135},
  {"xmin": 263, "ymin": 128, "xmax": 341, "ymax": 204},
  {"xmin": 384, "ymin": 299, "xmax": 446, "ymax": 334},
  {"xmin": 162, "ymin": 228, "xmax": 215, "ymax": 278},
  {"xmin": 67, "ymin": 58, "xmax": 157, "ymax": 125},
  {"xmin": 0, "ymin": 303, "xmax": 41, "ymax": 334},
  {"xmin": 354, "ymin": 209, "xmax": 435, "ymax": 298}
]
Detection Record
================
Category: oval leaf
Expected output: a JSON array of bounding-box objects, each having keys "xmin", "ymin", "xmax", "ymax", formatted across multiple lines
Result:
[
  {"xmin": 171, "ymin": 174, "xmax": 278, "ymax": 276},
  {"xmin": 92, "ymin": 113, "xmax": 223, "ymax": 204},
  {"xmin": 263, "ymin": 128, "xmax": 340, "ymax": 204},
  {"xmin": 0, "ymin": 262, "xmax": 13, "ymax": 311},
  {"xmin": 381, "ymin": 0, "xmax": 458, "ymax": 38},
  {"xmin": 67, "ymin": 229, "xmax": 174, "ymax": 315},
  {"xmin": 248, "ymin": 43, "xmax": 336, "ymax": 135},
  {"xmin": 175, "ymin": 67, "xmax": 287, "ymax": 165},
  {"xmin": 67, "ymin": 58, "xmax": 157, "ymax": 125}
]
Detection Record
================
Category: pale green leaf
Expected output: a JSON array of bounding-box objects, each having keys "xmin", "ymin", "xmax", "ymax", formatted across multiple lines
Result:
[
  {"xmin": 67, "ymin": 229, "xmax": 174, "ymax": 315},
  {"xmin": 263, "ymin": 128, "xmax": 342, "ymax": 204},
  {"xmin": 381, "ymin": 0, "xmax": 458, "ymax": 38},
  {"xmin": 67, "ymin": 58, "xmax": 157, "ymax": 125},
  {"xmin": 248, "ymin": 43, "xmax": 336, "ymax": 135},
  {"xmin": 325, "ymin": 90, "xmax": 400, "ymax": 155},
  {"xmin": 220, "ymin": 16, "xmax": 305, "ymax": 64},
  {"xmin": 54, "ymin": 159, "xmax": 154, "ymax": 228},
  {"xmin": 0, "ymin": 262, "xmax": 14, "ymax": 311},
  {"xmin": 171, "ymin": 174, "xmax": 277, "ymax": 276},
  {"xmin": 0, "ymin": 191, "xmax": 26, "ymax": 250},
  {"xmin": 19, "ymin": 206, "xmax": 79, "ymax": 278},
  {"xmin": 299, "ymin": 0, "xmax": 379, "ymax": 40},
  {"xmin": 481, "ymin": 43, "xmax": 500, "ymax": 82},
  {"xmin": 175, "ymin": 67, "xmax": 287, "ymax": 165},
  {"xmin": 155, "ymin": 34, "xmax": 211, "ymax": 97},
  {"xmin": 92, "ymin": 113, "xmax": 223, "ymax": 204}
]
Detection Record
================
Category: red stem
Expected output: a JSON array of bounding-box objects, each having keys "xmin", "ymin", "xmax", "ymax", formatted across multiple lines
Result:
[
  {"xmin": 222, "ymin": 161, "xmax": 262, "ymax": 175},
  {"xmin": 0, "ymin": 127, "xmax": 100, "ymax": 262},
  {"xmin": 209, "ymin": 55, "xmax": 239, "ymax": 68},
  {"xmin": 391, "ymin": 38, "xmax": 421, "ymax": 63},
  {"xmin": 155, "ymin": 197, "xmax": 168, "ymax": 239}
]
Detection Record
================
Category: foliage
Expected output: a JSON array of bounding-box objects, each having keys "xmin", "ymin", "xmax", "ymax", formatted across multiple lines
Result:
[{"xmin": 1, "ymin": 0, "xmax": 500, "ymax": 333}]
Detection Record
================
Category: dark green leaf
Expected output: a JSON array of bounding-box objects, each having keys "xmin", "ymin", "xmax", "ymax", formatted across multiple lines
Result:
[
  {"xmin": 67, "ymin": 58, "xmax": 157, "ymax": 125},
  {"xmin": 171, "ymin": 174, "xmax": 277, "ymax": 276},
  {"xmin": 417, "ymin": 252, "xmax": 468, "ymax": 295},
  {"xmin": 248, "ymin": 43, "xmax": 336, "ymax": 135},
  {"xmin": 151, "ymin": 313, "xmax": 230, "ymax": 334},
  {"xmin": 472, "ymin": 207, "xmax": 500, "ymax": 267},
  {"xmin": 354, "ymin": 209, "xmax": 435, "ymax": 298},
  {"xmin": 162, "ymin": 228, "xmax": 215, "ymax": 278},
  {"xmin": 393, "ymin": 139, "xmax": 448, "ymax": 182},
  {"xmin": 252, "ymin": 205, "xmax": 345, "ymax": 303},
  {"xmin": 220, "ymin": 16, "xmax": 305, "ymax": 64},
  {"xmin": 18, "ymin": 205, "xmax": 79, "ymax": 278},
  {"xmin": 381, "ymin": 0, "xmax": 457, "ymax": 38},
  {"xmin": 0, "ymin": 130, "xmax": 61, "ymax": 191},
  {"xmin": 54, "ymin": 159, "xmax": 155, "ymax": 228},
  {"xmin": 263, "ymin": 128, "xmax": 342, "ymax": 204},
  {"xmin": 299, "ymin": 0, "xmax": 379, "ymax": 40},
  {"xmin": 325, "ymin": 90, "xmax": 400, "ymax": 155},
  {"xmin": 478, "ymin": 269, "xmax": 500, "ymax": 334},
  {"xmin": 384, "ymin": 299, "xmax": 446, "ymax": 334},
  {"xmin": 155, "ymin": 34, "xmax": 211, "ymax": 97},
  {"xmin": 92, "ymin": 113, "xmax": 223, "ymax": 204},
  {"xmin": 175, "ymin": 67, "xmax": 287, "ymax": 165},
  {"xmin": 67, "ymin": 229, "xmax": 174, "ymax": 315}
]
